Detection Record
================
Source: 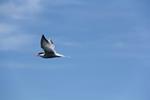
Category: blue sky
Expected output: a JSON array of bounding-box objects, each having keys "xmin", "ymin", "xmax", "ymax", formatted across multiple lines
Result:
[{"xmin": 0, "ymin": 0, "xmax": 150, "ymax": 100}]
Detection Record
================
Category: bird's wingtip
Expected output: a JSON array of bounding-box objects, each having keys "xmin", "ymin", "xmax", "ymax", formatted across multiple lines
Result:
[
  {"xmin": 42, "ymin": 34, "xmax": 45, "ymax": 37},
  {"xmin": 61, "ymin": 55, "xmax": 71, "ymax": 58}
]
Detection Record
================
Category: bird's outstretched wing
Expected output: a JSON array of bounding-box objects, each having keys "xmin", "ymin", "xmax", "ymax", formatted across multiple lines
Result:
[{"xmin": 41, "ymin": 35, "xmax": 55, "ymax": 54}]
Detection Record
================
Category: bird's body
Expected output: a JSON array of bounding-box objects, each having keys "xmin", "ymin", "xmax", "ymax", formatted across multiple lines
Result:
[{"xmin": 37, "ymin": 35, "xmax": 64, "ymax": 58}]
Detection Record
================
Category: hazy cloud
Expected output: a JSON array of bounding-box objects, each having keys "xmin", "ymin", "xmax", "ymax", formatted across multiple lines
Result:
[
  {"xmin": 0, "ymin": 0, "xmax": 42, "ymax": 20},
  {"xmin": 0, "ymin": 23, "xmax": 16, "ymax": 34},
  {"xmin": 0, "ymin": 23, "xmax": 35, "ymax": 51},
  {"xmin": 0, "ymin": 0, "xmax": 41, "ymax": 51},
  {"xmin": 0, "ymin": 33, "xmax": 35, "ymax": 51},
  {"xmin": 43, "ymin": 0, "xmax": 82, "ymax": 6}
]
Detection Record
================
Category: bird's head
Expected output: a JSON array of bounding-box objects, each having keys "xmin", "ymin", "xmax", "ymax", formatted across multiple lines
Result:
[{"xmin": 37, "ymin": 52, "xmax": 45, "ymax": 57}]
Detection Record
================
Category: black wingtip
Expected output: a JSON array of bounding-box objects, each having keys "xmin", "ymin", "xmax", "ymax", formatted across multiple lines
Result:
[
  {"xmin": 41, "ymin": 34, "xmax": 46, "ymax": 40},
  {"xmin": 42, "ymin": 34, "xmax": 45, "ymax": 37},
  {"xmin": 41, "ymin": 34, "xmax": 49, "ymax": 43}
]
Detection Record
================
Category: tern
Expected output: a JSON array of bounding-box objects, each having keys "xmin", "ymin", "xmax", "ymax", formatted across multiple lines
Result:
[{"xmin": 37, "ymin": 35, "xmax": 64, "ymax": 58}]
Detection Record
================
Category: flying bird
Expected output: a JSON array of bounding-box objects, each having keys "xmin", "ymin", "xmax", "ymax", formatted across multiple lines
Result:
[{"xmin": 37, "ymin": 35, "xmax": 64, "ymax": 58}]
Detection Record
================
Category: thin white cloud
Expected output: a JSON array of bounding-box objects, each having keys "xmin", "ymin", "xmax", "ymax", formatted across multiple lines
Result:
[
  {"xmin": 0, "ymin": 33, "xmax": 35, "ymax": 51},
  {"xmin": 0, "ymin": 0, "xmax": 83, "ymax": 20},
  {"xmin": 0, "ymin": 0, "xmax": 42, "ymax": 20},
  {"xmin": 45, "ymin": 0, "xmax": 82, "ymax": 6},
  {"xmin": 0, "ymin": 0, "xmax": 41, "ymax": 51},
  {"xmin": 0, "ymin": 23, "xmax": 16, "ymax": 34},
  {"xmin": 0, "ymin": 22, "xmax": 35, "ymax": 51}
]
